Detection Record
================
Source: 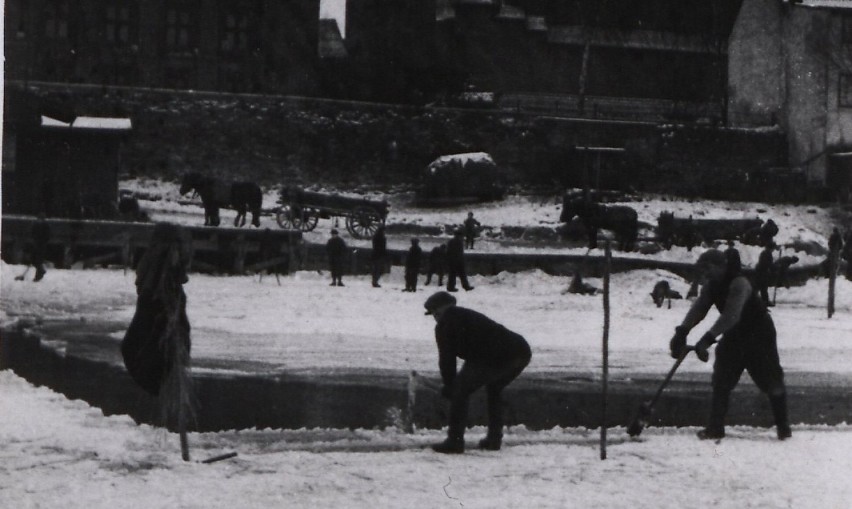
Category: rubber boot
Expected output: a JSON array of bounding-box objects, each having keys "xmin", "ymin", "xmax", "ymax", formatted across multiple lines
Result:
[
  {"xmin": 699, "ymin": 388, "xmax": 729, "ymax": 440},
  {"xmin": 770, "ymin": 393, "xmax": 792, "ymax": 440},
  {"xmin": 478, "ymin": 434, "xmax": 502, "ymax": 451},
  {"xmin": 432, "ymin": 436, "xmax": 464, "ymax": 454}
]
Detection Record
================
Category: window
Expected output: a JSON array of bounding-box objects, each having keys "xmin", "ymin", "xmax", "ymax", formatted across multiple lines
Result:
[
  {"xmin": 843, "ymin": 16, "xmax": 852, "ymax": 45},
  {"xmin": 44, "ymin": 0, "xmax": 70, "ymax": 39},
  {"xmin": 105, "ymin": 3, "xmax": 137, "ymax": 46},
  {"xmin": 840, "ymin": 74, "xmax": 852, "ymax": 107},
  {"xmin": 165, "ymin": 3, "xmax": 197, "ymax": 52},
  {"xmin": 221, "ymin": 11, "xmax": 251, "ymax": 54}
]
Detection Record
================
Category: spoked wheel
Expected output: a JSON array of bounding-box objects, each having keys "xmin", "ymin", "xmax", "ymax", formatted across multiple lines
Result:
[
  {"xmin": 275, "ymin": 206, "xmax": 294, "ymax": 229},
  {"xmin": 290, "ymin": 207, "xmax": 319, "ymax": 232},
  {"xmin": 346, "ymin": 207, "xmax": 382, "ymax": 238},
  {"xmin": 276, "ymin": 205, "xmax": 318, "ymax": 231}
]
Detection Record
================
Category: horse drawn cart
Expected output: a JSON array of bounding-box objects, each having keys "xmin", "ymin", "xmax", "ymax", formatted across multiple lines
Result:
[{"xmin": 275, "ymin": 187, "xmax": 389, "ymax": 238}]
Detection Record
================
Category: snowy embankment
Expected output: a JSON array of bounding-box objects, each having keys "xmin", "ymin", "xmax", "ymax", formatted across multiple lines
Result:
[{"xmin": 1, "ymin": 370, "xmax": 851, "ymax": 509}]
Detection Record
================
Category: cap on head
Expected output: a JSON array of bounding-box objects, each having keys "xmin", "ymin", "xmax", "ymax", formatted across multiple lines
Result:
[
  {"xmin": 454, "ymin": 228, "xmax": 464, "ymax": 236},
  {"xmin": 424, "ymin": 291, "xmax": 457, "ymax": 315},
  {"xmin": 695, "ymin": 249, "xmax": 726, "ymax": 268},
  {"xmin": 331, "ymin": 229, "xmax": 339, "ymax": 235}
]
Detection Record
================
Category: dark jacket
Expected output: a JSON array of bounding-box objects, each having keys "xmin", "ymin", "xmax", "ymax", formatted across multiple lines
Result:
[
  {"xmin": 326, "ymin": 236, "xmax": 347, "ymax": 261},
  {"xmin": 446, "ymin": 236, "xmax": 465, "ymax": 266},
  {"xmin": 428, "ymin": 245, "xmax": 446, "ymax": 270},
  {"xmin": 434, "ymin": 306, "xmax": 531, "ymax": 386},
  {"xmin": 464, "ymin": 217, "xmax": 480, "ymax": 236},
  {"xmin": 755, "ymin": 248, "xmax": 774, "ymax": 282},
  {"xmin": 405, "ymin": 244, "xmax": 422, "ymax": 271},
  {"xmin": 371, "ymin": 230, "xmax": 387, "ymax": 260}
]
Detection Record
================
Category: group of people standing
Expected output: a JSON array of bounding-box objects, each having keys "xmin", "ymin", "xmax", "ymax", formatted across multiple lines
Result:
[{"xmin": 325, "ymin": 212, "xmax": 481, "ymax": 292}]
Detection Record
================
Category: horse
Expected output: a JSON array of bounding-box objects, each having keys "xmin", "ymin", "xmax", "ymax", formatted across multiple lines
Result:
[
  {"xmin": 179, "ymin": 172, "xmax": 262, "ymax": 227},
  {"xmin": 560, "ymin": 197, "xmax": 638, "ymax": 251}
]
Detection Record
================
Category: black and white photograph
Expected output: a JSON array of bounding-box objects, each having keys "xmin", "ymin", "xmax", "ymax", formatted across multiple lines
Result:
[{"xmin": 2, "ymin": 0, "xmax": 852, "ymax": 507}]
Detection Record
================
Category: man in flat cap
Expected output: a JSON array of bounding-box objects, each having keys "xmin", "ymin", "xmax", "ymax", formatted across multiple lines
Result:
[
  {"xmin": 668, "ymin": 248, "xmax": 791, "ymax": 441},
  {"xmin": 423, "ymin": 291, "xmax": 532, "ymax": 454}
]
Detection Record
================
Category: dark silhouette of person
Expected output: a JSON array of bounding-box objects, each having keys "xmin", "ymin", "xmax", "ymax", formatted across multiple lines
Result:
[
  {"xmin": 121, "ymin": 223, "xmax": 192, "ymax": 396},
  {"xmin": 755, "ymin": 242, "xmax": 776, "ymax": 306},
  {"xmin": 326, "ymin": 229, "xmax": 347, "ymax": 286},
  {"xmin": 446, "ymin": 229, "xmax": 473, "ymax": 292},
  {"xmin": 668, "ymin": 249, "xmax": 790, "ymax": 441},
  {"xmin": 371, "ymin": 226, "xmax": 387, "ymax": 288},
  {"xmin": 424, "ymin": 291, "xmax": 532, "ymax": 454},
  {"xmin": 31, "ymin": 214, "xmax": 51, "ymax": 282},
  {"xmin": 404, "ymin": 238, "xmax": 422, "ymax": 292},
  {"xmin": 463, "ymin": 212, "xmax": 481, "ymax": 249},
  {"xmin": 425, "ymin": 243, "xmax": 447, "ymax": 286}
]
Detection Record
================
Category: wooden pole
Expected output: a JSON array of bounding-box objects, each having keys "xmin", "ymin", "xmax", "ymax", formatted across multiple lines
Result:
[
  {"xmin": 600, "ymin": 241, "xmax": 611, "ymax": 460},
  {"xmin": 828, "ymin": 249, "xmax": 838, "ymax": 318}
]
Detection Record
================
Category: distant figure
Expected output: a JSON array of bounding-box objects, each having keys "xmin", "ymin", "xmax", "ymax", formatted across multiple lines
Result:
[
  {"xmin": 423, "ymin": 291, "xmax": 532, "ymax": 454},
  {"xmin": 755, "ymin": 242, "xmax": 776, "ymax": 306},
  {"xmin": 650, "ymin": 280, "xmax": 683, "ymax": 308},
  {"xmin": 326, "ymin": 229, "xmax": 347, "ymax": 287},
  {"xmin": 425, "ymin": 244, "xmax": 447, "ymax": 286},
  {"xmin": 566, "ymin": 272, "xmax": 598, "ymax": 296},
  {"xmin": 446, "ymin": 229, "xmax": 474, "ymax": 292},
  {"xmin": 842, "ymin": 231, "xmax": 852, "ymax": 280},
  {"xmin": 121, "ymin": 223, "xmax": 191, "ymax": 396},
  {"xmin": 371, "ymin": 226, "xmax": 388, "ymax": 288},
  {"xmin": 30, "ymin": 214, "xmax": 51, "ymax": 282},
  {"xmin": 774, "ymin": 256, "xmax": 799, "ymax": 289},
  {"xmin": 829, "ymin": 227, "xmax": 843, "ymax": 254},
  {"xmin": 404, "ymin": 238, "xmax": 422, "ymax": 292},
  {"xmin": 463, "ymin": 212, "xmax": 481, "ymax": 250}
]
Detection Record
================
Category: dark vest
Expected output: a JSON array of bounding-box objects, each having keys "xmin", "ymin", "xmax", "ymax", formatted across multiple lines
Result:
[{"xmin": 707, "ymin": 274, "xmax": 768, "ymax": 332}]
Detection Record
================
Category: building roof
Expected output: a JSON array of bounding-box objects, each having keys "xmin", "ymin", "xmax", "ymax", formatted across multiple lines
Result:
[
  {"xmin": 318, "ymin": 19, "xmax": 347, "ymax": 59},
  {"xmin": 41, "ymin": 116, "xmax": 132, "ymax": 130},
  {"xmin": 796, "ymin": 0, "xmax": 852, "ymax": 9}
]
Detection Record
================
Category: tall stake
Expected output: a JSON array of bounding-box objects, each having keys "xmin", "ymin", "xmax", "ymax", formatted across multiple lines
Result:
[
  {"xmin": 828, "ymin": 249, "xmax": 837, "ymax": 318},
  {"xmin": 600, "ymin": 241, "xmax": 611, "ymax": 460}
]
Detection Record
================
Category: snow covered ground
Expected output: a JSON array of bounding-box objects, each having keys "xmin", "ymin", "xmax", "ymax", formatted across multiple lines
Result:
[{"xmin": 2, "ymin": 180, "xmax": 852, "ymax": 508}]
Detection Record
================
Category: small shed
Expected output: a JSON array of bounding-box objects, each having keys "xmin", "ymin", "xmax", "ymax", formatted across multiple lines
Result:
[
  {"xmin": 417, "ymin": 152, "xmax": 506, "ymax": 205},
  {"xmin": 2, "ymin": 114, "xmax": 132, "ymax": 217}
]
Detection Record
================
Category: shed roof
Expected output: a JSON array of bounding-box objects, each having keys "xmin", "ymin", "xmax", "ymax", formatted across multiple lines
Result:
[
  {"xmin": 797, "ymin": 0, "xmax": 852, "ymax": 9},
  {"xmin": 40, "ymin": 116, "xmax": 132, "ymax": 131}
]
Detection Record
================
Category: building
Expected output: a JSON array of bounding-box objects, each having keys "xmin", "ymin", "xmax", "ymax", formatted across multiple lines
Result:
[
  {"xmin": 3, "ymin": 0, "xmax": 322, "ymax": 95},
  {"xmin": 729, "ymin": 0, "xmax": 852, "ymax": 194}
]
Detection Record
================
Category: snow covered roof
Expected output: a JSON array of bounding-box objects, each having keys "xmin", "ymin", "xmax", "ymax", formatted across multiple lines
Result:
[
  {"xmin": 796, "ymin": 0, "xmax": 852, "ymax": 10},
  {"xmin": 40, "ymin": 116, "xmax": 132, "ymax": 130},
  {"xmin": 429, "ymin": 152, "xmax": 495, "ymax": 168}
]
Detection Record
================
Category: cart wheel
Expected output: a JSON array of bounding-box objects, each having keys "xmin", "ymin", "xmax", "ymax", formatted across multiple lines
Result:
[
  {"xmin": 346, "ymin": 207, "xmax": 381, "ymax": 238},
  {"xmin": 290, "ymin": 207, "xmax": 319, "ymax": 232},
  {"xmin": 275, "ymin": 206, "xmax": 294, "ymax": 229}
]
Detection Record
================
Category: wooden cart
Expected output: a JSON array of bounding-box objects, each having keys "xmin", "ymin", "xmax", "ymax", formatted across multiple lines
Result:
[{"xmin": 275, "ymin": 187, "xmax": 389, "ymax": 238}]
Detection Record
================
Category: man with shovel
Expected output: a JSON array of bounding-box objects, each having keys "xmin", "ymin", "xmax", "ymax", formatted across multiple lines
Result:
[
  {"xmin": 424, "ymin": 291, "xmax": 532, "ymax": 454},
  {"xmin": 668, "ymin": 248, "xmax": 791, "ymax": 441}
]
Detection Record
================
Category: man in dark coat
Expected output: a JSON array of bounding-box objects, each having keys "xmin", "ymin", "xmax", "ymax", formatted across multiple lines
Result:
[
  {"xmin": 371, "ymin": 226, "xmax": 388, "ymax": 288},
  {"xmin": 326, "ymin": 229, "xmax": 347, "ymax": 286},
  {"xmin": 121, "ymin": 223, "xmax": 191, "ymax": 396},
  {"xmin": 754, "ymin": 242, "xmax": 776, "ymax": 306},
  {"xmin": 403, "ymin": 238, "xmax": 422, "ymax": 292},
  {"xmin": 668, "ymin": 249, "xmax": 791, "ymax": 441},
  {"xmin": 424, "ymin": 291, "xmax": 532, "ymax": 454},
  {"xmin": 425, "ymin": 243, "xmax": 447, "ymax": 286},
  {"xmin": 31, "ymin": 214, "xmax": 51, "ymax": 282},
  {"xmin": 463, "ymin": 212, "xmax": 481, "ymax": 250},
  {"xmin": 446, "ymin": 229, "xmax": 474, "ymax": 292}
]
